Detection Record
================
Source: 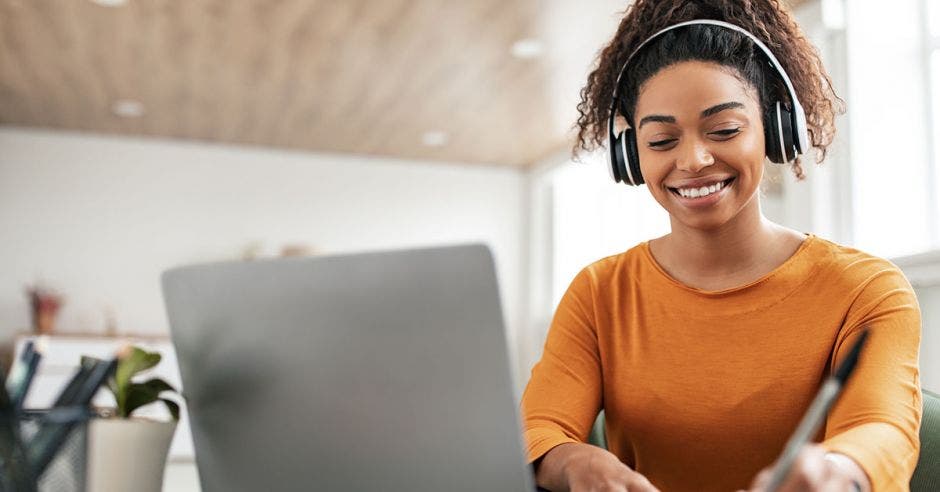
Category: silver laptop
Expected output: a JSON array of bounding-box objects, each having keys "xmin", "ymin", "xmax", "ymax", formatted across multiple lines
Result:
[{"xmin": 162, "ymin": 244, "xmax": 534, "ymax": 492}]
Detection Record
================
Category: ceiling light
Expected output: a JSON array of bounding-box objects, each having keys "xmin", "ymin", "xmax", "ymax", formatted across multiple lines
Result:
[
  {"xmin": 111, "ymin": 100, "xmax": 145, "ymax": 118},
  {"xmin": 421, "ymin": 131, "xmax": 448, "ymax": 147},
  {"xmin": 511, "ymin": 39, "xmax": 544, "ymax": 59},
  {"xmin": 90, "ymin": 0, "xmax": 128, "ymax": 6}
]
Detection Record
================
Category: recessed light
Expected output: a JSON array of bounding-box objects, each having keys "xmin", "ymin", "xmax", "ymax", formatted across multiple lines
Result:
[
  {"xmin": 90, "ymin": 0, "xmax": 128, "ymax": 6},
  {"xmin": 111, "ymin": 100, "xmax": 145, "ymax": 118},
  {"xmin": 421, "ymin": 131, "xmax": 448, "ymax": 147},
  {"xmin": 511, "ymin": 38, "xmax": 544, "ymax": 59}
]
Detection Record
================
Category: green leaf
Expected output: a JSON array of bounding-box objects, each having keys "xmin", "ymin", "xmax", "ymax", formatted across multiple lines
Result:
[
  {"xmin": 123, "ymin": 384, "xmax": 159, "ymax": 417},
  {"xmin": 92, "ymin": 345, "xmax": 179, "ymax": 418},
  {"xmin": 160, "ymin": 398, "xmax": 180, "ymax": 421},
  {"xmin": 121, "ymin": 378, "xmax": 179, "ymax": 418},
  {"xmin": 114, "ymin": 347, "xmax": 162, "ymax": 411},
  {"xmin": 140, "ymin": 377, "xmax": 177, "ymax": 395}
]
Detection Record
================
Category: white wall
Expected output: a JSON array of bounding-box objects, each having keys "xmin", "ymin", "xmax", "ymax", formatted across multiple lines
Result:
[
  {"xmin": 891, "ymin": 250, "xmax": 940, "ymax": 392},
  {"xmin": 0, "ymin": 128, "xmax": 528, "ymax": 379},
  {"xmin": 917, "ymin": 285, "xmax": 940, "ymax": 392}
]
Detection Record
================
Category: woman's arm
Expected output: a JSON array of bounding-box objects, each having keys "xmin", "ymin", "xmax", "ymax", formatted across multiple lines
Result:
[
  {"xmin": 819, "ymin": 264, "xmax": 922, "ymax": 489},
  {"xmin": 522, "ymin": 266, "xmax": 660, "ymax": 491},
  {"xmin": 521, "ymin": 268, "xmax": 603, "ymax": 463},
  {"xmin": 535, "ymin": 442, "xmax": 661, "ymax": 492}
]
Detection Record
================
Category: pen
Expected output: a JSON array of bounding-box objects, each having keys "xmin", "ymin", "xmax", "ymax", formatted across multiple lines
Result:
[
  {"xmin": 7, "ymin": 339, "xmax": 44, "ymax": 413},
  {"xmin": 27, "ymin": 357, "xmax": 117, "ymax": 476},
  {"xmin": 0, "ymin": 365, "xmax": 37, "ymax": 492},
  {"xmin": 763, "ymin": 329, "xmax": 870, "ymax": 492},
  {"xmin": 47, "ymin": 355, "xmax": 105, "ymax": 411},
  {"xmin": 5, "ymin": 340, "xmax": 34, "ymax": 406}
]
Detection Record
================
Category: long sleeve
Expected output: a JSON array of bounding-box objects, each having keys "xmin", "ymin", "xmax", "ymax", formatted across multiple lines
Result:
[
  {"xmin": 518, "ymin": 237, "xmax": 923, "ymax": 491},
  {"xmin": 821, "ymin": 263, "xmax": 922, "ymax": 492},
  {"xmin": 520, "ymin": 267, "xmax": 603, "ymax": 464}
]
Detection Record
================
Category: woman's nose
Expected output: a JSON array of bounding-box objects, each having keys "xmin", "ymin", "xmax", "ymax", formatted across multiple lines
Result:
[{"xmin": 676, "ymin": 140, "xmax": 715, "ymax": 173}]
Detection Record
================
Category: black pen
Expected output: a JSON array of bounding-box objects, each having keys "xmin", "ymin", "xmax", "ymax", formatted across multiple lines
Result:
[
  {"xmin": 0, "ymin": 365, "xmax": 37, "ymax": 491},
  {"xmin": 7, "ymin": 339, "xmax": 44, "ymax": 413},
  {"xmin": 5, "ymin": 341, "xmax": 34, "ymax": 397},
  {"xmin": 50, "ymin": 356, "xmax": 98, "ymax": 408},
  {"xmin": 764, "ymin": 329, "xmax": 870, "ymax": 492},
  {"xmin": 27, "ymin": 357, "xmax": 117, "ymax": 476}
]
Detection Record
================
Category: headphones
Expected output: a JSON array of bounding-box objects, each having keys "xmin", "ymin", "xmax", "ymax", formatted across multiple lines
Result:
[{"xmin": 607, "ymin": 19, "xmax": 809, "ymax": 186}]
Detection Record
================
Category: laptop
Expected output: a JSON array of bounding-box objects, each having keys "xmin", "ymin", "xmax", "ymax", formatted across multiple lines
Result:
[{"xmin": 161, "ymin": 244, "xmax": 534, "ymax": 491}]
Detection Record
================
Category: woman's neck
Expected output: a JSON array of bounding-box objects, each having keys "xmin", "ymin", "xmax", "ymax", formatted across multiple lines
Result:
[{"xmin": 650, "ymin": 202, "xmax": 806, "ymax": 289}]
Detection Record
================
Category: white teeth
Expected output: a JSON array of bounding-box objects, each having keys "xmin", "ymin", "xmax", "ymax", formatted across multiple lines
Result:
[{"xmin": 677, "ymin": 180, "xmax": 726, "ymax": 198}]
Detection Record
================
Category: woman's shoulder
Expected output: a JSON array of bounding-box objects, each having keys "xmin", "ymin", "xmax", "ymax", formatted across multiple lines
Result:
[
  {"xmin": 578, "ymin": 242, "xmax": 650, "ymax": 281},
  {"xmin": 558, "ymin": 243, "xmax": 649, "ymax": 296},
  {"xmin": 807, "ymin": 236, "xmax": 913, "ymax": 291}
]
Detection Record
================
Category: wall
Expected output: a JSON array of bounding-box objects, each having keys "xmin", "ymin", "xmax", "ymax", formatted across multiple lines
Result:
[
  {"xmin": 0, "ymin": 128, "xmax": 529, "ymax": 380},
  {"xmin": 917, "ymin": 285, "xmax": 940, "ymax": 392},
  {"xmin": 891, "ymin": 250, "xmax": 940, "ymax": 392}
]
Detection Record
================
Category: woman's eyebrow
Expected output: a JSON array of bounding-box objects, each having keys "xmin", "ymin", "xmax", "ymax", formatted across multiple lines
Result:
[
  {"xmin": 637, "ymin": 101, "xmax": 745, "ymax": 129},
  {"xmin": 637, "ymin": 114, "xmax": 676, "ymax": 129},
  {"xmin": 701, "ymin": 101, "xmax": 745, "ymax": 118}
]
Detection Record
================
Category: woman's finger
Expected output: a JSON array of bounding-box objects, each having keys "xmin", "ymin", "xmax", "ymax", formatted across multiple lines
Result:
[
  {"xmin": 753, "ymin": 468, "xmax": 772, "ymax": 488},
  {"xmin": 778, "ymin": 445, "xmax": 828, "ymax": 491}
]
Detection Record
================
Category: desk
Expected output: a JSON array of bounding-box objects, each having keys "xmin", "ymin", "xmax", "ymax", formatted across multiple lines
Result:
[{"xmin": 164, "ymin": 460, "xmax": 200, "ymax": 492}]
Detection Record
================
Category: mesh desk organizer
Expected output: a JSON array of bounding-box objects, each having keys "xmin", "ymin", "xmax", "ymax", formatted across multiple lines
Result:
[{"xmin": 0, "ymin": 341, "xmax": 115, "ymax": 492}]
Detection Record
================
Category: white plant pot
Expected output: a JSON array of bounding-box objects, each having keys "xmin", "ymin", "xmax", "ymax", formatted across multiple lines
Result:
[{"xmin": 86, "ymin": 418, "xmax": 177, "ymax": 492}]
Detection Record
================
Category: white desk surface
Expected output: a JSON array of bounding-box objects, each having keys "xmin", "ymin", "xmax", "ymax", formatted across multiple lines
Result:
[{"xmin": 164, "ymin": 460, "xmax": 200, "ymax": 492}]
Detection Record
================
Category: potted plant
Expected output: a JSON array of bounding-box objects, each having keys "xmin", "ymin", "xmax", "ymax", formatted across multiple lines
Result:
[
  {"xmin": 25, "ymin": 285, "xmax": 63, "ymax": 335},
  {"xmin": 84, "ymin": 346, "xmax": 180, "ymax": 492}
]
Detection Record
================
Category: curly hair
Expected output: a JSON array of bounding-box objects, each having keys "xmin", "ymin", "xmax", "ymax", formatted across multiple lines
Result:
[{"xmin": 573, "ymin": 0, "xmax": 844, "ymax": 180}]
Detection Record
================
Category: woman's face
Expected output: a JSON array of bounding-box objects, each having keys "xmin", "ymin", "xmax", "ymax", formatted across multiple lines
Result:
[{"xmin": 633, "ymin": 60, "xmax": 766, "ymax": 232}]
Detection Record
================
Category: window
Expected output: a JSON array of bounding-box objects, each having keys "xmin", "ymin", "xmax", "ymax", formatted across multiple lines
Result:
[
  {"xmin": 845, "ymin": 0, "xmax": 939, "ymax": 258},
  {"xmin": 549, "ymin": 154, "xmax": 669, "ymax": 307}
]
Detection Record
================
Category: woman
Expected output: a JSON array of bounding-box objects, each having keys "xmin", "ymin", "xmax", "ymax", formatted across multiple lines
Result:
[{"xmin": 520, "ymin": 1, "xmax": 922, "ymax": 491}]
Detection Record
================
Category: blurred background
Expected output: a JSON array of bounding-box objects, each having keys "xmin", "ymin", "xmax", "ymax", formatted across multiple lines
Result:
[{"xmin": 1, "ymin": 0, "xmax": 938, "ymax": 489}]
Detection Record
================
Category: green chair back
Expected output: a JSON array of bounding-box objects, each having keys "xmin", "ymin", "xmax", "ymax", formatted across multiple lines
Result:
[
  {"xmin": 911, "ymin": 389, "xmax": 940, "ymax": 492},
  {"xmin": 587, "ymin": 389, "xmax": 940, "ymax": 490}
]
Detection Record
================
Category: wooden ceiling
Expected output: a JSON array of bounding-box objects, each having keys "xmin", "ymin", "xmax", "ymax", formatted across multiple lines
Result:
[{"xmin": 0, "ymin": 0, "xmax": 807, "ymax": 168}]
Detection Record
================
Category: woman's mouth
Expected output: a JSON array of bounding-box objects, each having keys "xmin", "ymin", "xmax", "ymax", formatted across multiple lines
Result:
[{"xmin": 668, "ymin": 178, "xmax": 735, "ymax": 206}]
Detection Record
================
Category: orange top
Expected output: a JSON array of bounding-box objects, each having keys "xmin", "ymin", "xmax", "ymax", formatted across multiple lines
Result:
[{"xmin": 521, "ymin": 235, "xmax": 922, "ymax": 492}]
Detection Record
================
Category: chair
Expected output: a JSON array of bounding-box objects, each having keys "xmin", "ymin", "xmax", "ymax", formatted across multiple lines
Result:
[
  {"xmin": 911, "ymin": 388, "xmax": 939, "ymax": 491},
  {"xmin": 587, "ymin": 389, "xmax": 940, "ymax": 490}
]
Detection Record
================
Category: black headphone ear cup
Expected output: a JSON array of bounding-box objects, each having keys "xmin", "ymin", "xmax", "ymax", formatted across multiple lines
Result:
[
  {"xmin": 623, "ymin": 129, "xmax": 644, "ymax": 185},
  {"xmin": 764, "ymin": 102, "xmax": 784, "ymax": 163},
  {"xmin": 609, "ymin": 132, "xmax": 625, "ymax": 183},
  {"xmin": 618, "ymin": 131, "xmax": 630, "ymax": 184},
  {"xmin": 778, "ymin": 103, "xmax": 796, "ymax": 162}
]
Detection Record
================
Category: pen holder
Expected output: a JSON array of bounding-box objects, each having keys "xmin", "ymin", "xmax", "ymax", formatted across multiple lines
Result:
[{"xmin": 0, "ymin": 409, "xmax": 93, "ymax": 492}]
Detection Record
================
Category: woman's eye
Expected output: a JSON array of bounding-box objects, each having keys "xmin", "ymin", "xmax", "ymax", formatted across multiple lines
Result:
[
  {"xmin": 710, "ymin": 128, "xmax": 741, "ymax": 138},
  {"xmin": 647, "ymin": 138, "xmax": 677, "ymax": 149}
]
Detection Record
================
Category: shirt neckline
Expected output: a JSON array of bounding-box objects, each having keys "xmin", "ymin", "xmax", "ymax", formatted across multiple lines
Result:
[{"xmin": 638, "ymin": 233, "xmax": 818, "ymax": 298}]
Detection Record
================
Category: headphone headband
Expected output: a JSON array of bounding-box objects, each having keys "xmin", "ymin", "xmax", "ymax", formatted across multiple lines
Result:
[{"xmin": 607, "ymin": 19, "xmax": 809, "ymax": 168}]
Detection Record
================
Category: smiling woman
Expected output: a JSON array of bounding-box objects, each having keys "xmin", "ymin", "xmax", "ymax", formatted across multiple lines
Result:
[
  {"xmin": 521, "ymin": 1, "xmax": 923, "ymax": 492},
  {"xmin": 636, "ymin": 61, "xmax": 767, "ymax": 234}
]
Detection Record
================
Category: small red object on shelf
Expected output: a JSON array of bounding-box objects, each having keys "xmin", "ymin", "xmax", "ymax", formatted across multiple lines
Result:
[{"xmin": 26, "ymin": 286, "xmax": 64, "ymax": 334}]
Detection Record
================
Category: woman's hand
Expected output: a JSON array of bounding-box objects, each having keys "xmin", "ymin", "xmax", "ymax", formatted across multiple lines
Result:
[
  {"xmin": 536, "ymin": 442, "xmax": 661, "ymax": 491},
  {"xmin": 739, "ymin": 444, "xmax": 869, "ymax": 492}
]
